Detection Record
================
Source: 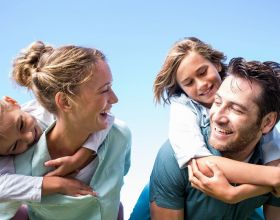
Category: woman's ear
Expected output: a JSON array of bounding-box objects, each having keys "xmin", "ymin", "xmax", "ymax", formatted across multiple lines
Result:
[
  {"xmin": 261, "ymin": 112, "xmax": 277, "ymax": 134},
  {"xmin": 54, "ymin": 92, "xmax": 72, "ymax": 112},
  {"xmin": 3, "ymin": 96, "xmax": 20, "ymax": 108}
]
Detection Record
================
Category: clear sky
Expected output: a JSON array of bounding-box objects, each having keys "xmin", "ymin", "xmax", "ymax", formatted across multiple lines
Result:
[{"xmin": 1, "ymin": 0, "xmax": 280, "ymax": 218}]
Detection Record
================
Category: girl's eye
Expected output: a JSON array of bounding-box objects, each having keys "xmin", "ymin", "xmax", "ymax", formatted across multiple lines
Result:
[
  {"xmin": 184, "ymin": 80, "xmax": 193, "ymax": 87},
  {"xmin": 12, "ymin": 142, "xmax": 18, "ymax": 152},
  {"xmin": 198, "ymin": 67, "xmax": 207, "ymax": 76},
  {"xmin": 19, "ymin": 117, "xmax": 24, "ymax": 131}
]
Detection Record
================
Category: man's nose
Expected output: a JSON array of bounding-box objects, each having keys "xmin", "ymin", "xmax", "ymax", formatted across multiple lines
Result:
[{"xmin": 212, "ymin": 105, "xmax": 229, "ymax": 124}]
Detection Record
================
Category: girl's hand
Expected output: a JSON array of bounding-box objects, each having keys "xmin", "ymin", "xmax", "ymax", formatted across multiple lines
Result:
[
  {"xmin": 188, "ymin": 159, "xmax": 238, "ymax": 203},
  {"xmin": 42, "ymin": 176, "xmax": 98, "ymax": 197},
  {"xmin": 44, "ymin": 156, "xmax": 78, "ymax": 177},
  {"xmin": 44, "ymin": 148, "xmax": 94, "ymax": 177}
]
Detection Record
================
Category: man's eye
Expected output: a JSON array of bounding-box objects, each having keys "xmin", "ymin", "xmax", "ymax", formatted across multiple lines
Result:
[
  {"xmin": 214, "ymin": 99, "xmax": 221, "ymax": 106},
  {"xmin": 231, "ymin": 106, "xmax": 243, "ymax": 114}
]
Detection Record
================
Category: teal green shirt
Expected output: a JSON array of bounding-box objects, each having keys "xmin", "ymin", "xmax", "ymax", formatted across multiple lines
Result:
[
  {"xmin": 150, "ymin": 140, "xmax": 280, "ymax": 220},
  {"xmin": 0, "ymin": 119, "xmax": 131, "ymax": 220}
]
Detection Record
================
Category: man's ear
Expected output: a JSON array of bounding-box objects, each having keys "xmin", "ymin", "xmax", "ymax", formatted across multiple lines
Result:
[
  {"xmin": 261, "ymin": 112, "xmax": 277, "ymax": 134},
  {"xmin": 3, "ymin": 96, "xmax": 20, "ymax": 108},
  {"xmin": 54, "ymin": 92, "xmax": 72, "ymax": 112}
]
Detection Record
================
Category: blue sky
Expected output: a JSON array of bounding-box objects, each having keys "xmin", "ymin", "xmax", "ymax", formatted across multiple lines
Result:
[{"xmin": 1, "ymin": 0, "xmax": 280, "ymax": 218}]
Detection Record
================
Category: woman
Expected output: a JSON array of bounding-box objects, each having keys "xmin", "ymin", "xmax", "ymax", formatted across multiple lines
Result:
[{"xmin": 2, "ymin": 41, "xmax": 131, "ymax": 220}]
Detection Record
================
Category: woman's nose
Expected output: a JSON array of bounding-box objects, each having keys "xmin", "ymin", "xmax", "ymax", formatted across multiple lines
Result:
[{"xmin": 110, "ymin": 90, "xmax": 118, "ymax": 104}]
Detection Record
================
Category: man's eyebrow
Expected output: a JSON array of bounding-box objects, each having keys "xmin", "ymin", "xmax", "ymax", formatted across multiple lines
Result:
[
  {"xmin": 216, "ymin": 92, "xmax": 248, "ymax": 112},
  {"xmin": 232, "ymin": 102, "xmax": 249, "ymax": 112},
  {"xmin": 215, "ymin": 93, "xmax": 221, "ymax": 99}
]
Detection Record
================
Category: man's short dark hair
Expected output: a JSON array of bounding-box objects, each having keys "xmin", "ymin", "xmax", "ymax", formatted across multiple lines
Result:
[{"xmin": 228, "ymin": 57, "xmax": 280, "ymax": 124}]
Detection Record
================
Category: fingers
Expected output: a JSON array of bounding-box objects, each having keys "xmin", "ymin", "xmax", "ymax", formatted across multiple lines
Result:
[
  {"xmin": 188, "ymin": 164, "xmax": 202, "ymax": 188},
  {"xmin": 45, "ymin": 167, "xmax": 64, "ymax": 177},
  {"xmin": 73, "ymin": 183, "xmax": 98, "ymax": 197},
  {"xmin": 205, "ymin": 161, "xmax": 221, "ymax": 176},
  {"xmin": 45, "ymin": 158, "xmax": 63, "ymax": 167},
  {"xmin": 188, "ymin": 165, "xmax": 193, "ymax": 180},
  {"xmin": 191, "ymin": 159, "xmax": 207, "ymax": 180},
  {"xmin": 77, "ymin": 189, "xmax": 98, "ymax": 197}
]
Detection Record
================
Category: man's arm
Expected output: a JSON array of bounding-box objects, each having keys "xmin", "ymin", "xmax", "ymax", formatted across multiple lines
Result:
[
  {"xmin": 150, "ymin": 202, "xmax": 183, "ymax": 220},
  {"xmin": 149, "ymin": 141, "xmax": 187, "ymax": 220},
  {"xmin": 264, "ymin": 205, "xmax": 280, "ymax": 220}
]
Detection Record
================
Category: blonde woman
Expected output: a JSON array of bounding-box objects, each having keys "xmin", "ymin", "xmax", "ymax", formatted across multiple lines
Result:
[{"xmin": 1, "ymin": 41, "xmax": 131, "ymax": 220}]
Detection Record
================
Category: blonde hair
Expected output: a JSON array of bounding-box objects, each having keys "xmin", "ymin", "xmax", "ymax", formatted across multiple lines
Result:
[
  {"xmin": 153, "ymin": 37, "xmax": 227, "ymax": 104},
  {"xmin": 12, "ymin": 41, "xmax": 106, "ymax": 114}
]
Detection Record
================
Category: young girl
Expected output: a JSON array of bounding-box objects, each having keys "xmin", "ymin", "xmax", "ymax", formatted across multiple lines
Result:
[
  {"xmin": 129, "ymin": 37, "xmax": 280, "ymax": 220},
  {"xmin": 0, "ymin": 96, "xmax": 113, "ymax": 218}
]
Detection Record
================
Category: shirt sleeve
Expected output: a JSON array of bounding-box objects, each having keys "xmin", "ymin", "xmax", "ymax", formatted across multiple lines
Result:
[
  {"xmin": 169, "ymin": 100, "xmax": 212, "ymax": 168},
  {"xmin": 83, "ymin": 115, "xmax": 115, "ymax": 152},
  {"xmin": 262, "ymin": 127, "xmax": 280, "ymax": 163},
  {"xmin": 0, "ymin": 157, "xmax": 42, "ymax": 202},
  {"xmin": 265, "ymin": 193, "xmax": 280, "ymax": 207},
  {"xmin": 150, "ymin": 141, "xmax": 187, "ymax": 209},
  {"xmin": 114, "ymin": 118, "xmax": 132, "ymax": 176}
]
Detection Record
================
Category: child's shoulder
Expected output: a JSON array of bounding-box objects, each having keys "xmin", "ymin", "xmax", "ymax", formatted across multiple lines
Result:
[{"xmin": 171, "ymin": 94, "xmax": 192, "ymax": 105}]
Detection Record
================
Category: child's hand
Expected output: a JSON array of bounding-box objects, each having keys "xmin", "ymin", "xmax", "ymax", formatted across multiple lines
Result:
[
  {"xmin": 42, "ymin": 176, "xmax": 98, "ymax": 197},
  {"xmin": 44, "ymin": 156, "xmax": 78, "ymax": 177},
  {"xmin": 188, "ymin": 159, "xmax": 237, "ymax": 203},
  {"xmin": 44, "ymin": 148, "xmax": 95, "ymax": 177}
]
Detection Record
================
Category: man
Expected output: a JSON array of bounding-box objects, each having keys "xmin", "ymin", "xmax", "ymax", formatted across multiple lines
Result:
[{"xmin": 150, "ymin": 57, "xmax": 280, "ymax": 220}]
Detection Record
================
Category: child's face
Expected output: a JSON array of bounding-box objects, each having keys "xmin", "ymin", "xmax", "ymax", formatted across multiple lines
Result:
[
  {"xmin": 0, "ymin": 97, "xmax": 42, "ymax": 155},
  {"xmin": 176, "ymin": 52, "xmax": 222, "ymax": 108}
]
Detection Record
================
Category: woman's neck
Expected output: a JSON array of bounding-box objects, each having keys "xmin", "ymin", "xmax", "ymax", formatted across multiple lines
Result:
[{"xmin": 47, "ymin": 119, "xmax": 90, "ymax": 159}]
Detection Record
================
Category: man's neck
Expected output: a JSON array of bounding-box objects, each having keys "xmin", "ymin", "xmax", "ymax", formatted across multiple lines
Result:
[{"xmin": 221, "ymin": 142, "xmax": 259, "ymax": 162}]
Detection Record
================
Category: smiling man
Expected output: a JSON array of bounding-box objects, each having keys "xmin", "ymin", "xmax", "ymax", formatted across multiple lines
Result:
[{"xmin": 149, "ymin": 57, "xmax": 280, "ymax": 220}]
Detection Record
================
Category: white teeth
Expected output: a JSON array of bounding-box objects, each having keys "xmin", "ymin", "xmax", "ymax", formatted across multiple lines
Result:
[
  {"xmin": 101, "ymin": 110, "xmax": 111, "ymax": 114},
  {"xmin": 215, "ymin": 127, "xmax": 231, "ymax": 134},
  {"xmin": 200, "ymin": 87, "xmax": 211, "ymax": 96}
]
